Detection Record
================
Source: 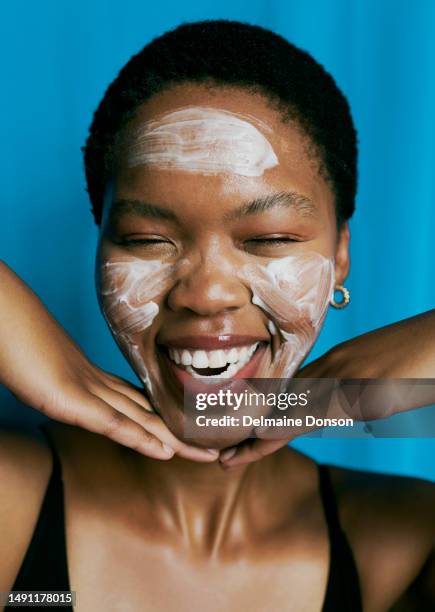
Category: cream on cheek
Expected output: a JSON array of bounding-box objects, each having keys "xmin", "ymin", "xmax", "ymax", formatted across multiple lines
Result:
[
  {"xmin": 99, "ymin": 258, "xmax": 177, "ymax": 397},
  {"xmin": 104, "ymin": 108, "xmax": 332, "ymax": 390},
  {"xmin": 239, "ymin": 252, "xmax": 335, "ymax": 378},
  {"xmin": 99, "ymin": 252, "xmax": 333, "ymax": 400},
  {"xmin": 126, "ymin": 106, "xmax": 278, "ymax": 177}
]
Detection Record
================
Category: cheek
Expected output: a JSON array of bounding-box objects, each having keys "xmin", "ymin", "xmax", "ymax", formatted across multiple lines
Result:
[
  {"xmin": 239, "ymin": 252, "xmax": 335, "ymax": 376},
  {"xmin": 99, "ymin": 259, "xmax": 173, "ymax": 334},
  {"xmin": 98, "ymin": 258, "xmax": 175, "ymax": 395}
]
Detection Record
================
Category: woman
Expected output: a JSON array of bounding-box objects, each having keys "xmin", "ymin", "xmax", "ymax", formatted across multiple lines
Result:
[{"xmin": 1, "ymin": 20, "xmax": 434, "ymax": 611}]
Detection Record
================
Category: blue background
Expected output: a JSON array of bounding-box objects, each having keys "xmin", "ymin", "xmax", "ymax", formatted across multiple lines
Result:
[{"xmin": 1, "ymin": 0, "xmax": 434, "ymax": 479}]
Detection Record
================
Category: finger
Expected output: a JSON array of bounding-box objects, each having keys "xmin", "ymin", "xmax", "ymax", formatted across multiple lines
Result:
[
  {"xmin": 105, "ymin": 381, "xmax": 153, "ymax": 412},
  {"xmin": 66, "ymin": 392, "xmax": 176, "ymax": 460},
  {"xmin": 96, "ymin": 373, "xmax": 220, "ymax": 461},
  {"xmin": 172, "ymin": 442, "xmax": 219, "ymax": 463},
  {"xmin": 100, "ymin": 375, "xmax": 154, "ymax": 412},
  {"xmin": 130, "ymin": 414, "xmax": 219, "ymax": 463},
  {"xmin": 219, "ymin": 439, "xmax": 289, "ymax": 468},
  {"xmin": 106, "ymin": 397, "xmax": 219, "ymax": 462},
  {"xmin": 92, "ymin": 387, "xmax": 219, "ymax": 463}
]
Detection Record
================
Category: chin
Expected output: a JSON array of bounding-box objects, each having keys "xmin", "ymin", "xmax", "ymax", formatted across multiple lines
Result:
[
  {"xmin": 160, "ymin": 409, "xmax": 253, "ymax": 451},
  {"xmin": 179, "ymin": 431, "xmax": 250, "ymax": 451}
]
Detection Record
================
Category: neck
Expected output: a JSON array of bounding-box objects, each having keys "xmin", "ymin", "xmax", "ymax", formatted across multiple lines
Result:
[{"xmin": 123, "ymin": 445, "xmax": 308, "ymax": 557}]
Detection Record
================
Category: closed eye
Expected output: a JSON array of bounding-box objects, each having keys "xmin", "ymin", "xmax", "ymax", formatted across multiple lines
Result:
[
  {"xmin": 242, "ymin": 235, "xmax": 303, "ymax": 257},
  {"xmin": 118, "ymin": 235, "xmax": 172, "ymax": 246},
  {"xmin": 122, "ymin": 238, "xmax": 168, "ymax": 245},
  {"xmin": 245, "ymin": 236, "xmax": 298, "ymax": 245},
  {"xmin": 116, "ymin": 235, "xmax": 177, "ymax": 256}
]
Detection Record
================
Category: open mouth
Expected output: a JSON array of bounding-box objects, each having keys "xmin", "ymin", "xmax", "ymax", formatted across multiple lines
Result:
[
  {"xmin": 168, "ymin": 342, "xmax": 260, "ymax": 379},
  {"xmin": 159, "ymin": 340, "xmax": 268, "ymax": 384}
]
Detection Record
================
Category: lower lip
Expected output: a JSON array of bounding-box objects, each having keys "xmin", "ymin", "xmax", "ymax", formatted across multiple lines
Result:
[{"xmin": 161, "ymin": 343, "xmax": 268, "ymax": 391}]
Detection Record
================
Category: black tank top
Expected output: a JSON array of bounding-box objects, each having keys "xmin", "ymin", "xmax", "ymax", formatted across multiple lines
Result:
[{"xmin": 6, "ymin": 427, "xmax": 362, "ymax": 611}]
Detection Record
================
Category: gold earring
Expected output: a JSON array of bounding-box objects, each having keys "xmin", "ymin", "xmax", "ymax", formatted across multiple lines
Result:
[{"xmin": 330, "ymin": 285, "xmax": 350, "ymax": 309}]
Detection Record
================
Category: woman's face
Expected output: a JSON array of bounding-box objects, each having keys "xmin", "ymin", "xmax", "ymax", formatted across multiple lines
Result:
[{"xmin": 96, "ymin": 83, "xmax": 349, "ymax": 448}]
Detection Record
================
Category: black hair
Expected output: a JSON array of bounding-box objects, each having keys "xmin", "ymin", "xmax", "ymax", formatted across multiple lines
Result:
[{"xmin": 83, "ymin": 19, "xmax": 357, "ymax": 226}]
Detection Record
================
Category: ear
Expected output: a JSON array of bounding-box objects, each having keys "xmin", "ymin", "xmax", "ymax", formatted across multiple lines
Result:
[{"xmin": 334, "ymin": 222, "xmax": 350, "ymax": 285}]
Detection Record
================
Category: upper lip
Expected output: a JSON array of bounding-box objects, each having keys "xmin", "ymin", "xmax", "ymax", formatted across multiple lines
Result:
[{"xmin": 158, "ymin": 334, "xmax": 268, "ymax": 351}]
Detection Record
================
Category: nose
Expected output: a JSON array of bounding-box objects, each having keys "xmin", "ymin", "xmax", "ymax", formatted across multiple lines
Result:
[{"xmin": 167, "ymin": 254, "xmax": 250, "ymax": 316}]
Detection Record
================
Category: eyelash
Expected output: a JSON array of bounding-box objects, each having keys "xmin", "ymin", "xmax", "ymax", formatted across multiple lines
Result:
[
  {"xmin": 245, "ymin": 237, "xmax": 297, "ymax": 245},
  {"xmin": 122, "ymin": 238, "xmax": 165, "ymax": 245},
  {"xmin": 118, "ymin": 236, "xmax": 299, "ymax": 250}
]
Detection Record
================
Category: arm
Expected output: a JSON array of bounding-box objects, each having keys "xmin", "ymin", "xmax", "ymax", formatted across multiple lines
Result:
[
  {"xmin": 220, "ymin": 311, "xmax": 435, "ymax": 468},
  {"xmin": 0, "ymin": 430, "xmax": 52, "ymax": 595},
  {"xmin": 0, "ymin": 261, "xmax": 217, "ymax": 463},
  {"xmin": 301, "ymin": 309, "xmax": 435, "ymax": 379}
]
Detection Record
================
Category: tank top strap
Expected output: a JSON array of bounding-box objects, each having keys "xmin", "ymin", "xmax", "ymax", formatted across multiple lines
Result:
[
  {"xmin": 7, "ymin": 422, "xmax": 71, "ymax": 602},
  {"xmin": 318, "ymin": 463, "xmax": 342, "ymax": 531},
  {"xmin": 318, "ymin": 464, "xmax": 363, "ymax": 612}
]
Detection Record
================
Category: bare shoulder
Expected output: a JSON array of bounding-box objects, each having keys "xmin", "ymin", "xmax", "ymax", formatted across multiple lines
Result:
[
  {"xmin": 329, "ymin": 465, "xmax": 434, "ymax": 538},
  {"xmin": 0, "ymin": 426, "xmax": 53, "ymax": 593},
  {"xmin": 329, "ymin": 465, "xmax": 435, "ymax": 610}
]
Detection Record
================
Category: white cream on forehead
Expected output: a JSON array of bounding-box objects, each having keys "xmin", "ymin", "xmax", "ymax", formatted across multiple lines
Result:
[{"xmin": 126, "ymin": 106, "xmax": 279, "ymax": 177}]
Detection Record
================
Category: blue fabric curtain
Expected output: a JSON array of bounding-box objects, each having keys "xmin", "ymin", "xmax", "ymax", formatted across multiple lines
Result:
[{"xmin": 1, "ymin": 0, "xmax": 434, "ymax": 479}]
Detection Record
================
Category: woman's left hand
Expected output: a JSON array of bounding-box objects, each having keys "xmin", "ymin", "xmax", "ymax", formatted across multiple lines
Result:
[{"xmin": 219, "ymin": 309, "xmax": 435, "ymax": 469}]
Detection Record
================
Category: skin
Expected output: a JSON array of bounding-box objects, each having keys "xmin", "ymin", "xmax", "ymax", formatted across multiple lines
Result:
[
  {"xmin": 97, "ymin": 84, "xmax": 347, "ymax": 449},
  {"xmin": 0, "ymin": 84, "xmax": 434, "ymax": 611}
]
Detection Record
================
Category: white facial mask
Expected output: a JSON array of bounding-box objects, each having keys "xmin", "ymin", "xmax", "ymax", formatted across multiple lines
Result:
[
  {"xmin": 99, "ymin": 259, "xmax": 175, "ymax": 396},
  {"xmin": 99, "ymin": 252, "xmax": 334, "ymax": 397},
  {"xmin": 126, "ymin": 106, "xmax": 278, "ymax": 177},
  {"xmin": 238, "ymin": 252, "xmax": 335, "ymax": 378}
]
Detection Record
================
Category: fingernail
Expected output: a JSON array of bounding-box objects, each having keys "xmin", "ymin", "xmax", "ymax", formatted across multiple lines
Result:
[
  {"xmin": 206, "ymin": 448, "xmax": 219, "ymax": 455},
  {"xmin": 220, "ymin": 447, "xmax": 237, "ymax": 462},
  {"xmin": 162, "ymin": 444, "xmax": 175, "ymax": 457}
]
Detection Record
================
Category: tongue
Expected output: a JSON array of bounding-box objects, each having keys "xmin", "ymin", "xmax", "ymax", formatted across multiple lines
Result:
[{"xmin": 192, "ymin": 364, "xmax": 230, "ymax": 376}]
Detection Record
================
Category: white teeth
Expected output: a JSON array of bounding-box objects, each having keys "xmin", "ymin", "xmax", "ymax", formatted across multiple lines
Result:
[
  {"xmin": 168, "ymin": 348, "xmax": 181, "ymax": 364},
  {"xmin": 192, "ymin": 350, "xmax": 208, "ymax": 368},
  {"xmin": 226, "ymin": 348, "xmax": 239, "ymax": 363},
  {"xmin": 208, "ymin": 349, "xmax": 226, "ymax": 368},
  {"xmin": 181, "ymin": 350, "xmax": 192, "ymax": 366},
  {"xmin": 239, "ymin": 346, "xmax": 248, "ymax": 361},
  {"xmin": 168, "ymin": 342, "xmax": 260, "ymax": 378}
]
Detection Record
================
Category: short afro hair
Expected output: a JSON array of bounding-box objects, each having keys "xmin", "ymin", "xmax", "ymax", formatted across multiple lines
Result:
[{"xmin": 83, "ymin": 19, "xmax": 358, "ymax": 226}]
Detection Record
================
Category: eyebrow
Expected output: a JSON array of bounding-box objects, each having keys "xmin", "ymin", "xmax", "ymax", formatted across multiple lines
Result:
[
  {"xmin": 109, "ymin": 199, "xmax": 179, "ymax": 223},
  {"xmin": 224, "ymin": 191, "xmax": 318, "ymax": 221},
  {"xmin": 109, "ymin": 190, "xmax": 317, "ymax": 225}
]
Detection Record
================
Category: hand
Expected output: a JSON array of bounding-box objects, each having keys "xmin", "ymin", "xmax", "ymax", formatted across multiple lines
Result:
[
  {"xmin": 298, "ymin": 309, "xmax": 435, "ymax": 379},
  {"xmin": 219, "ymin": 310, "xmax": 435, "ymax": 469},
  {"xmin": 297, "ymin": 310, "xmax": 435, "ymax": 420},
  {"xmin": 0, "ymin": 262, "xmax": 218, "ymax": 462}
]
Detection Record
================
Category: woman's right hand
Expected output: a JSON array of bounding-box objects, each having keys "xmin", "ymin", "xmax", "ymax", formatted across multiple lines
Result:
[{"xmin": 0, "ymin": 261, "xmax": 218, "ymax": 462}]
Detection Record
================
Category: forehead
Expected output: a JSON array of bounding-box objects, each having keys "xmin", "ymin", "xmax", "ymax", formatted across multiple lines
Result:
[
  {"xmin": 118, "ymin": 83, "xmax": 311, "ymax": 162},
  {"xmin": 110, "ymin": 83, "xmax": 334, "ymax": 219}
]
